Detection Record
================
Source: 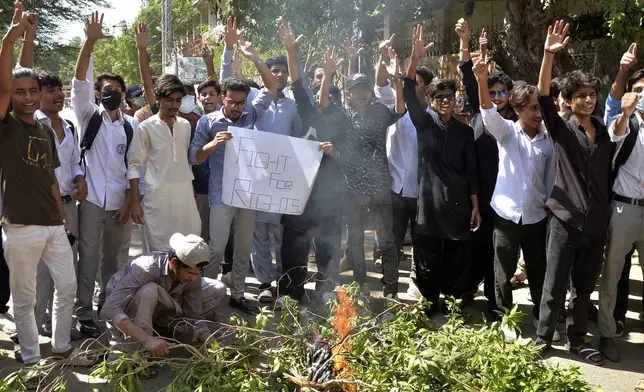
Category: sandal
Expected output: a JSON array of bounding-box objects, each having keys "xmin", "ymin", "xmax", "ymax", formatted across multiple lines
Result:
[
  {"xmin": 566, "ymin": 343, "xmax": 604, "ymax": 366},
  {"xmin": 635, "ymin": 379, "xmax": 644, "ymax": 392}
]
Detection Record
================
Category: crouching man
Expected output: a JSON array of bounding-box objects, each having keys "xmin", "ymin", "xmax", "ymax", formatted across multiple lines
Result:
[{"xmin": 100, "ymin": 233, "xmax": 226, "ymax": 359}]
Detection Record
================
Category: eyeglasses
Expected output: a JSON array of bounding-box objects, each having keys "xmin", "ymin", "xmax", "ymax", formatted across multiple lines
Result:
[
  {"xmin": 224, "ymin": 99, "xmax": 247, "ymax": 108},
  {"xmin": 432, "ymin": 94, "xmax": 455, "ymax": 102},
  {"xmin": 489, "ymin": 90, "xmax": 507, "ymax": 98}
]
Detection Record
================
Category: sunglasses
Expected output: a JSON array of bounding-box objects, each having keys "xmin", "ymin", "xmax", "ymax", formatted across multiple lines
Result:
[
  {"xmin": 432, "ymin": 94, "xmax": 455, "ymax": 102},
  {"xmin": 489, "ymin": 90, "xmax": 507, "ymax": 98}
]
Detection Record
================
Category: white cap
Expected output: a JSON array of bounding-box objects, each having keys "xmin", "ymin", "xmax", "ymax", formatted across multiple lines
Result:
[{"xmin": 169, "ymin": 233, "xmax": 210, "ymax": 269}]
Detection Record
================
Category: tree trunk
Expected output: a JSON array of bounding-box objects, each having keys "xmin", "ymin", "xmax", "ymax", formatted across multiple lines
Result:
[{"xmin": 491, "ymin": 0, "xmax": 577, "ymax": 83}]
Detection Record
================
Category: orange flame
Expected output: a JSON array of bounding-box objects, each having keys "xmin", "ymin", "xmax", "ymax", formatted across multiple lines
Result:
[{"xmin": 331, "ymin": 288, "xmax": 357, "ymax": 391}]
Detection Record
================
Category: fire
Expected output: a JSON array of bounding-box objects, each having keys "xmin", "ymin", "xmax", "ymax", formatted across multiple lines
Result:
[{"xmin": 331, "ymin": 288, "xmax": 357, "ymax": 391}]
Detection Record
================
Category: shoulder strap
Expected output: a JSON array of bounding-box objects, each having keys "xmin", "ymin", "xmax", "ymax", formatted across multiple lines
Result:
[
  {"xmin": 79, "ymin": 111, "xmax": 103, "ymax": 166},
  {"xmin": 611, "ymin": 114, "xmax": 640, "ymax": 184},
  {"xmin": 123, "ymin": 120, "xmax": 133, "ymax": 167},
  {"xmin": 64, "ymin": 119, "xmax": 75, "ymax": 136}
]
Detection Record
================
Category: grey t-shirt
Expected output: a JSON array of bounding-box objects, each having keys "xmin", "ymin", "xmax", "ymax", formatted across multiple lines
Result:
[{"xmin": 0, "ymin": 112, "xmax": 62, "ymax": 226}]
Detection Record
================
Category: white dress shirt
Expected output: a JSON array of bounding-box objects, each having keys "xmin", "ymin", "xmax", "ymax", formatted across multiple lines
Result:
[
  {"xmin": 35, "ymin": 110, "xmax": 84, "ymax": 197},
  {"xmin": 609, "ymin": 111, "xmax": 644, "ymax": 199},
  {"xmin": 71, "ymin": 78, "xmax": 129, "ymax": 211},
  {"xmin": 374, "ymin": 82, "xmax": 430, "ymax": 199},
  {"xmin": 481, "ymin": 105, "xmax": 556, "ymax": 224}
]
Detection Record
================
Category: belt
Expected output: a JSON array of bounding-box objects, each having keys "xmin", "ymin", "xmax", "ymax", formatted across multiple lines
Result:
[
  {"xmin": 613, "ymin": 194, "xmax": 644, "ymax": 207},
  {"xmin": 61, "ymin": 195, "xmax": 73, "ymax": 204}
]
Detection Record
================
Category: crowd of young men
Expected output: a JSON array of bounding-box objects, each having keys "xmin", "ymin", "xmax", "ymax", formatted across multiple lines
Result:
[{"xmin": 1, "ymin": 0, "xmax": 644, "ymax": 378}]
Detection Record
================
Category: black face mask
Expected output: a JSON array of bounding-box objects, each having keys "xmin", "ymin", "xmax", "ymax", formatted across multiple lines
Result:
[{"xmin": 101, "ymin": 90, "xmax": 122, "ymax": 111}]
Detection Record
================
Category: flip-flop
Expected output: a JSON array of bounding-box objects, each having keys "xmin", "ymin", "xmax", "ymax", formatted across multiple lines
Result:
[
  {"xmin": 566, "ymin": 343, "xmax": 604, "ymax": 366},
  {"xmin": 635, "ymin": 379, "xmax": 644, "ymax": 392}
]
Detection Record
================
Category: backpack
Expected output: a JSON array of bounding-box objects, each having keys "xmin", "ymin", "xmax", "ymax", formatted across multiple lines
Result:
[
  {"xmin": 80, "ymin": 110, "xmax": 133, "ymax": 169},
  {"xmin": 611, "ymin": 114, "xmax": 640, "ymax": 185},
  {"xmin": 64, "ymin": 119, "xmax": 75, "ymax": 136}
]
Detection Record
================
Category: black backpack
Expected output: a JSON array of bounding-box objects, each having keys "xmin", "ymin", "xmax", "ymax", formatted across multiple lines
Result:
[
  {"xmin": 611, "ymin": 114, "xmax": 640, "ymax": 185},
  {"xmin": 79, "ymin": 110, "xmax": 133, "ymax": 169}
]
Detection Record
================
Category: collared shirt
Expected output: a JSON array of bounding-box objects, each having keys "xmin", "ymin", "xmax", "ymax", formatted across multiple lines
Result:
[
  {"xmin": 609, "ymin": 111, "xmax": 644, "ymax": 199},
  {"xmin": 101, "ymin": 251, "xmax": 208, "ymax": 338},
  {"xmin": 480, "ymin": 106, "xmax": 556, "ymax": 224},
  {"xmin": 322, "ymin": 101, "xmax": 403, "ymax": 196},
  {"xmin": 35, "ymin": 110, "xmax": 83, "ymax": 197},
  {"xmin": 538, "ymin": 94, "xmax": 614, "ymax": 236},
  {"xmin": 189, "ymin": 89, "xmax": 275, "ymax": 205},
  {"xmin": 71, "ymin": 78, "xmax": 129, "ymax": 211},
  {"xmin": 374, "ymin": 82, "xmax": 427, "ymax": 199},
  {"xmin": 604, "ymin": 94, "xmax": 622, "ymax": 126}
]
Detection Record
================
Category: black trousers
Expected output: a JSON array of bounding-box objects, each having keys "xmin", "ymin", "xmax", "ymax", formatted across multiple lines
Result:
[
  {"xmin": 0, "ymin": 229, "xmax": 9, "ymax": 314},
  {"xmin": 537, "ymin": 215, "xmax": 606, "ymax": 345},
  {"xmin": 468, "ymin": 204, "xmax": 496, "ymax": 309},
  {"xmin": 279, "ymin": 216, "xmax": 342, "ymax": 302},
  {"xmin": 614, "ymin": 246, "xmax": 639, "ymax": 322},
  {"xmin": 374, "ymin": 191, "xmax": 418, "ymax": 270},
  {"xmin": 415, "ymin": 234, "xmax": 471, "ymax": 310},
  {"xmin": 222, "ymin": 222, "xmax": 234, "ymax": 274},
  {"xmin": 493, "ymin": 214, "xmax": 547, "ymax": 319}
]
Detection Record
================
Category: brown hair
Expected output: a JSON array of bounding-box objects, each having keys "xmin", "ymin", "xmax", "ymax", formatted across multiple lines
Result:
[{"xmin": 510, "ymin": 85, "xmax": 537, "ymax": 110}]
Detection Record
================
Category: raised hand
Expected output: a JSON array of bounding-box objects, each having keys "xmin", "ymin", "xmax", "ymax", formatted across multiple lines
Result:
[
  {"xmin": 544, "ymin": 19, "xmax": 569, "ymax": 54},
  {"xmin": 135, "ymin": 22, "xmax": 152, "ymax": 49},
  {"xmin": 621, "ymin": 92, "xmax": 641, "ymax": 117},
  {"xmin": 620, "ymin": 43, "xmax": 638, "ymax": 71},
  {"xmin": 84, "ymin": 11, "xmax": 113, "ymax": 42},
  {"xmin": 4, "ymin": 1, "xmax": 28, "ymax": 43},
  {"xmin": 237, "ymin": 39, "xmax": 260, "ymax": 62},
  {"xmin": 225, "ymin": 16, "xmax": 245, "ymax": 49},
  {"xmin": 379, "ymin": 33, "xmax": 395, "ymax": 58},
  {"xmin": 411, "ymin": 24, "xmax": 435, "ymax": 60},
  {"xmin": 232, "ymin": 48, "xmax": 242, "ymax": 77},
  {"xmin": 381, "ymin": 46, "xmax": 400, "ymax": 78},
  {"xmin": 24, "ymin": 12, "xmax": 38, "ymax": 40},
  {"xmin": 322, "ymin": 47, "xmax": 344, "ymax": 75},
  {"xmin": 455, "ymin": 18, "xmax": 469, "ymax": 40},
  {"xmin": 344, "ymin": 39, "xmax": 364, "ymax": 60},
  {"xmin": 201, "ymin": 43, "xmax": 214, "ymax": 63},
  {"xmin": 472, "ymin": 55, "xmax": 489, "ymax": 80},
  {"xmin": 278, "ymin": 22, "xmax": 304, "ymax": 51},
  {"xmin": 479, "ymin": 28, "xmax": 488, "ymax": 58}
]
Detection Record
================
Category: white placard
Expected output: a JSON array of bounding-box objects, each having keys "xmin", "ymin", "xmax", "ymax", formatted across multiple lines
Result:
[{"xmin": 222, "ymin": 126, "xmax": 324, "ymax": 215}]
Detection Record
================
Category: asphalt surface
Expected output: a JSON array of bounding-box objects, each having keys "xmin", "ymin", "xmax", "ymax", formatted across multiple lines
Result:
[{"xmin": 0, "ymin": 225, "xmax": 642, "ymax": 391}]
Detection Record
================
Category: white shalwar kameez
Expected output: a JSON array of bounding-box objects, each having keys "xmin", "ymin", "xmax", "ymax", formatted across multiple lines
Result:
[{"xmin": 127, "ymin": 114, "xmax": 200, "ymax": 252}]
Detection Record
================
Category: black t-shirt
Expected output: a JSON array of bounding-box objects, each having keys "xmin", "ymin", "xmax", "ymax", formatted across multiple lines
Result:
[{"xmin": 0, "ymin": 112, "xmax": 62, "ymax": 226}]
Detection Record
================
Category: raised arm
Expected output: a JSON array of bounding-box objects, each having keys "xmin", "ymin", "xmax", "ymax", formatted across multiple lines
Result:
[
  {"xmin": 611, "ymin": 43, "xmax": 637, "ymax": 100},
  {"xmin": 18, "ymin": 12, "xmax": 37, "ymax": 68},
  {"xmin": 610, "ymin": 92, "xmax": 640, "ymax": 138},
  {"xmin": 344, "ymin": 39, "xmax": 362, "ymax": 75},
  {"xmin": 135, "ymin": 22, "xmax": 156, "ymax": 108},
  {"xmin": 237, "ymin": 38, "xmax": 277, "ymax": 93},
  {"xmin": 404, "ymin": 24, "xmax": 435, "ymax": 127},
  {"xmin": 473, "ymin": 57, "xmax": 513, "ymax": 143},
  {"xmin": 455, "ymin": 18, "xmax": 470, "ymax": 63},
  {"xmin": 220, "ymin": 16, "xmax": 244, "ymax": 81},
  {"xmin": 375, "ymin": 34, "xmax": 395, "ymax": 87},
  {"xmin": 538, "ymin": 20, "xmax": 569, "ymax": 97},
  {"xmin": 318, "ymin": 47, "xmax": 343, "ymax": 108},
  {"xmin": 202, "ymin": 43, "xmax": 216, "ymax": 80},
  {"xmin": 75, "ymin": 12, "xmax": 113, "ymax": 82},
  {"xmin": 0, "ymin": 2, "xmax": 27, "ymax": 121}
]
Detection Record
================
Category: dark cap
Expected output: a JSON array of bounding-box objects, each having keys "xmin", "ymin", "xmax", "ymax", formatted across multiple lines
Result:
[
  {"xmin": 126, "ymin": 85, "xmax": 143, "ymax": 99},
  {"xmin": 346, "ymin": 73, "xmax": 371, "ymax": 91}
]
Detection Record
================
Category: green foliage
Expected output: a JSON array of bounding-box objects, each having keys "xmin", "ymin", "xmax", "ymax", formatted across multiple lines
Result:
[
  {"xmin": 600, "ymin": 0, "xmax": 644, "ymax": 44},
  {"xmin": 92, "ymin": 25, "xmax": 139, "ymax": 85},
  {"xmin": 3, "ymin": 287, "xmax": 593, "ymax": 392}
]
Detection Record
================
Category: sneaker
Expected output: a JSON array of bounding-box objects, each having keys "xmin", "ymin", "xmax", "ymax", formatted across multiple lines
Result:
[
  {"xmin": 639, "ymin": 312, "xmax": 644, "ymax": 323},
  {"xmin": 501, "ymin": 323, "xmax": 519, "ymax": 342},
  {"xmin": 406, "ymin": 282, "xmax": 423, "ymax": 301},
  {"xmin": 374, "ymin": 258, "xmax": 383, "ymax": 273},
  {"xmin": 257, "ymin": 283, "xmax": 275, "ymax": 303},
  {"xmin": 229, "ymin": 297, "xmax": 258, "ymax": 314},
  {"xmin": 615, "ymin": 320, "xmax": 625, "ymax": 338},
  {"xmin": 220, "ymin": 272, "xmax": 232, "ymax": 287},
  {"xmin": 78, "ymin": 319, "xmax": 102, "ymax": 339},
  {"xmin": 533, "ymin": 318, "xmax": 560, "ymax": 342},
  {"xmin": 0, "ymin": 312, "xmax": 17, "ymax": 334},
  {"xmin": 40, "ymin": 324, "xmax": 84, "ymax": 341}
]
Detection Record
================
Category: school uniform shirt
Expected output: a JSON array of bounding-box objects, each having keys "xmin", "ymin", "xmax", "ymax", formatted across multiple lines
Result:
[
  {"xmin": 609, "ymin": 111, "xmax": 644, "ymax": 199},
  {"xmin": 480, "ymin": 106, "xmax": 556, "ymax": 224},
  {"xmin": 35, "ymin": 111, "xmax": 83, "ymax": 197},
  {"xmin": 71, "ymin": 78, "xmax": 130, "ymax": 211}
]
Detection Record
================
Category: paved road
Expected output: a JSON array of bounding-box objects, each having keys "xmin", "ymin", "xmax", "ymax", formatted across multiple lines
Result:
[{"xmin": 0, "ymin": 225, "xmax": 642, "ymax": 391}]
